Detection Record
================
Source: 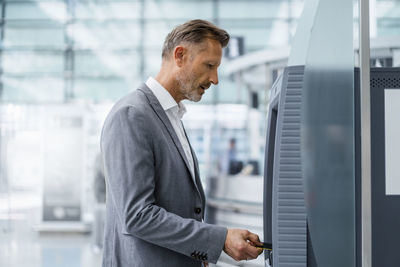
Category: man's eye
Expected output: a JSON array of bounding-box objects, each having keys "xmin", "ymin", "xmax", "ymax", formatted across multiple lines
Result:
[{"xmin": 207, "ymin": 64, "xmax": 214, "ymax": 68}]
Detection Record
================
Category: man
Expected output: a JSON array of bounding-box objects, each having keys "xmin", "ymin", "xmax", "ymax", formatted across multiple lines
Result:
[{"xmin": 101, "ymin": 19, "xmax": 262, "ymax": 267}]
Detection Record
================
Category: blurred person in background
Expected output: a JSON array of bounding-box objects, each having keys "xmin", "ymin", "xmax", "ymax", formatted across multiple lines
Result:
[
  {"xmin": 101, "ymin": 19, "xmax": 262, "ymax": 267},
  {"xmin": 221, "ymin": 137, "xmax": 243, "ymax": 175}
]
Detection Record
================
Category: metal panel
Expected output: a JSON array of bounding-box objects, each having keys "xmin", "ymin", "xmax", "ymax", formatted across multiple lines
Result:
[
  {"xmin": 369, "ymin": 68, "xmax": 400, "ymax": 267},
  {"xmin": 272, "ymin": 65, "xmax": 306, "ymax": 267}
]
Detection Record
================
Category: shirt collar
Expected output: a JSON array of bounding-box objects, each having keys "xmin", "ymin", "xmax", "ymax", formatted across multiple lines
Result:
[
  {"xmin": 176, "ymin": 101, "xmax": 187, "ymax": 120},
  {"xmin": 145, "ymin": 77, "xmax": 187, "ymax": 119}
]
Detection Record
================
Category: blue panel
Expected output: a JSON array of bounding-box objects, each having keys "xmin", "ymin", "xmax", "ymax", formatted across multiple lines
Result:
[{"xmin": 301, "ymin": 0, "xmax": 356, "ymax": 266}]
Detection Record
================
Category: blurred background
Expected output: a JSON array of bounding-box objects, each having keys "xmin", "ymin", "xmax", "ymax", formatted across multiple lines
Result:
[{"xmin": 0, "ymin": 0, "xmax": 399, "ymax": 266}]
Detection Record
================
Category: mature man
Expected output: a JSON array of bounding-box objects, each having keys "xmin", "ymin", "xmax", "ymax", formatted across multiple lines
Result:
[{"xmin": 101, "ymin": 19, "xmax": 262, "ymax": 267}]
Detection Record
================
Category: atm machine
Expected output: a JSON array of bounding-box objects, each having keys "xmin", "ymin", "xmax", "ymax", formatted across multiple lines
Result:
[
  {"xmin": 263, "ymin": 66, "xmax": 400, "ymax": 267},
  {"xmin": 262, "ymin": 0, "xmax": 400, "ymax": 266}
]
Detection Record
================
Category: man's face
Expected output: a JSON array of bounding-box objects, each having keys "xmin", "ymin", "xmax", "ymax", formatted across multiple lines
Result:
[{"xmin": 176, "ymin": 39, "xmax": 222, "ymax": 102}]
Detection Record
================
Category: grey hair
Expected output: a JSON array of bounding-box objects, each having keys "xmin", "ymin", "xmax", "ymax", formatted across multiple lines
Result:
[{"xmin": 161, "ymin": 19, "xmax": 230, "ymax": 60}]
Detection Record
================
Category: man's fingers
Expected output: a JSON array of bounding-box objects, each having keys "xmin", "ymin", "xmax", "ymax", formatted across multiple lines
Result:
[
  {"xmin": 247, "ymin": 232, "xmax": 262, "ymax": 245},
  {"xmin": 239, "ymin": 240, "xmax": 262, "ymax": 260},
  {"xmin": 244, "ymin": 242, "xmax": 263, "ymax": 259},
  {"xmin": 242, "ymin": 230, "xmax": 262, "ymax": 247},
  {"xmin": 224, "ymin": 228, "xmax": 263, "ymax": 262}
]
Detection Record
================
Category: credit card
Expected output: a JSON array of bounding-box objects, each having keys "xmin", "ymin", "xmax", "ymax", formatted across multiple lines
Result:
[{"xmin": 254, "ymin": 242, "xmax": 272, "ymax": 250}]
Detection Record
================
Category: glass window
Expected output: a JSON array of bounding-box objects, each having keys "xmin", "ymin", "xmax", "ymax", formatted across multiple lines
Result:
[
  {"xmin": 3, "ymin": 51, "xmax": 64, "ymax": 74},
  {"xmin": 143, "ymin": 49, "xmax": 162, "ymax": 77},
  {"xmin": 144, "ymin": 21, "xmax": 182, "ymax": 47},
  {"xmin": 6, "ymin": 2, "xmax": 67, "ymax": 21},
  {"xmin": 375, "ymin": 0, "xmax": 400, "ymax": 36},
  {"xmin": 75, "ymin": 2, "xmax": 141, "ymax": 19},
  {"xmin": 4, "ymin": 27, "xmax": 65, "ymax": 47},
  {"xmin": 75, "ymin": 51, "xmax": 139, "ymax": 77},
  {"xmin": 2, "ymin": 77, "xmax": 64, "ymax": 102},
  {"xmin": 145, "ymin": 0, "xmax": 213, "ymax": 20},
  {"xmin": 67, "ymin": 23, "xmax": 141, "ymax": 49},
  {"xmin": 377, "ymin": 19, "xmax": 400, "ymax": 36},
  {"xmin": 376, "ymin": 0, "xmax": 400, "ymax": 18},
  {"xmin": 73, "ymin": 78, "xmax": 133, "ymax": 102},
  {"xmin": 220, "ymin": 24, "xmax": 272, "ymax": 50},
  {"xmin": 219, "ymin": 1, "xmax": 282, "ymax": 19}
]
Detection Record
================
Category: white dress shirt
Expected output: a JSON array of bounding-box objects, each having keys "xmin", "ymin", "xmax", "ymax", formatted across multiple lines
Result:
[{"xmin": 145, "ymin": 77, "xmax": 195, "ymax": 180}]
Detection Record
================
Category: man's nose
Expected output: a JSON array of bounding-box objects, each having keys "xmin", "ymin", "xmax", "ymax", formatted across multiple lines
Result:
[{"xmin": 210, "ymin": 70, "xmax": 219, "ymax": 85}]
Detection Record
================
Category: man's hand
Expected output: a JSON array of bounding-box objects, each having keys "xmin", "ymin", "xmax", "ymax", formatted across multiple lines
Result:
[{"xmin": 223, "ymin": 228, "xmax": 263, "ymax": 261}]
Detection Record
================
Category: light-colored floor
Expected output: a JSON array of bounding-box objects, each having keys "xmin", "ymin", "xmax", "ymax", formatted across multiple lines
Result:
[
  {"xmin": 0, "ymin": 192, "xmax": 262, "ymax": 267},
  {"xmin": 0, "ymin": 216, "xmax": 263, "ymax": 267},
  {"xmin": 0, "ymin": 198, "xmax": 102, "ymax": 267}
]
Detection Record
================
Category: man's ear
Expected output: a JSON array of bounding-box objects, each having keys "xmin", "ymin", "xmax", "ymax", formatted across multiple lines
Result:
[{"xmin": 173, "ymin": 46, "xmax": 186, "ymax": 67}]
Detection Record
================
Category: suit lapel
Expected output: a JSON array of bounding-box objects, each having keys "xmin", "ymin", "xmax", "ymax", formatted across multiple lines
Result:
[
  {"xmin": 189, "ymin": 143, "xmax": 206, "ymax": 204},
  {"xmin": 138, "ymin": 85, "xmax": 202, "ymax": 196},
  {"xmin": 180, "ymin": 121, "xmax": 205, "ymax": 199}
]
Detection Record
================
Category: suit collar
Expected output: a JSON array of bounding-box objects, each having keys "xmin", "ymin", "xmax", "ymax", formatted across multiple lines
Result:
[{"xmin": 145, "ymin": 77, "xmax": 176, "ymax": 110}]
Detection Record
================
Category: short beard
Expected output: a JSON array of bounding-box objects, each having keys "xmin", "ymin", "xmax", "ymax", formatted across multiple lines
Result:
[{"xmin": 176, "ymin": 69, "xmax": 201, "ymax": 102}]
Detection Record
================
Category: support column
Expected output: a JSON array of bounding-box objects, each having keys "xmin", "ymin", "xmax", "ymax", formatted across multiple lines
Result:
[
  {"xmin": 359, "ymin": 0, "xmax": 372, "ymax": 266},
  {"xmin": 65, "ymin": 0, "xmax": 75, "ymax": 102},
  {"xmin": 139, "ymin": 0, "xmax": 145, "ymax": 81},
  {"xmin": 0, "ymin": 0, "xmax": 5, "ymax": 100}
]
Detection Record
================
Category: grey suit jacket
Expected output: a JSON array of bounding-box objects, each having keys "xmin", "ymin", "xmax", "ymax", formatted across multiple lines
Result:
[{"xmin": 101, "ymin": 84, "xmax": 227, "ymax": 267}]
